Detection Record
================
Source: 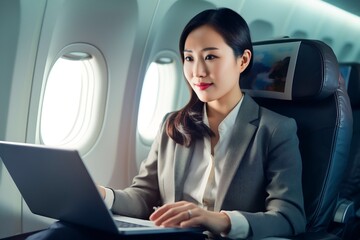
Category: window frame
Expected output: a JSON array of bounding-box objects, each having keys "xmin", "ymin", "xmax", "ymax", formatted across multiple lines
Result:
[{"xmin": 37, "ymin": 43, "xmax": 108, "ymax": 154}]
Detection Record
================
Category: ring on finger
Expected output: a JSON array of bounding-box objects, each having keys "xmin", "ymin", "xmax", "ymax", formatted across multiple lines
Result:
[{"xmin": 187, "ymin": 209, "xmax": 192, "ymax": 219}]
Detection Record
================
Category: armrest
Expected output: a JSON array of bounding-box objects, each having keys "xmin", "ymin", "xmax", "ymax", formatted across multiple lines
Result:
[{"xmin": 333, "ymin": 199, "xmax": 355, "ymax": 223}]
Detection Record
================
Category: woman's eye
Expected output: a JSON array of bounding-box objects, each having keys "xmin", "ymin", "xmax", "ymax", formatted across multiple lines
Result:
[
  {"xmin": 205, "ymin": 55, "xmax": 216, "ymax": 60},
  {"xmin": 184, "ymin": 56, "xmax": 193, "ymax": 61}
]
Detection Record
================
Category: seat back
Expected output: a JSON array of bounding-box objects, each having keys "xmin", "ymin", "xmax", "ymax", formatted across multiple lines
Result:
[
  {"xmin": 339, "ymin": 62, "xmax": 360, "ymax": 208},
  {"xmin": 242, "ymin": 39, "xmax": 353, "ymax": 232}
]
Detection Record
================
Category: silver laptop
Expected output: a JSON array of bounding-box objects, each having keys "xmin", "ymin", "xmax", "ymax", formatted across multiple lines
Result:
[{"xmin": 0, "ymin": 141, "xmax": 201, "ymax": 236}]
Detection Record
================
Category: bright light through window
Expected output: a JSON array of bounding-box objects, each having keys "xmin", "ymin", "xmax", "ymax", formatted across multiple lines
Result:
[
  {"xmin": 138, "ymin": 63, "xmax": 160, "ymax": 141},
  {"xmin": 138, "ymin": 59, "xmax": 177, "ymax": 142},
  {"xmin": 40, "ymin": 47, "xmax": 107, "ymax": 152},
  {"xmin": 41, "ymin": 58, "xmax": 90, "ymax": 145}
]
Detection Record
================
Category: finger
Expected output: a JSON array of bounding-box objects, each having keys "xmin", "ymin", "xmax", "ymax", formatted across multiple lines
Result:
[
  {"xmin": 180, "ymin": 216, "xmax": 202, "ymax": 228},
  {"xmin": 149, "ymin": 202, "xmax": 183, "ymax": 221},
  {"xmin": 179, "ymin": 208, "xmax": 203, "ymax": 228},
  {"xmin": 160, "ymin": 209, "xmax": 192, "ymax": 227},
  {"xmin": 149, "ymin": 205, "xmax": 169, "ymax": 221},
  {"xmin": 150, "ymin": 202, "xmax": 193, "ymax": 226},
  {"xmin": 182, "ymin": 211, "xmax": 231, "ymax": 235},
  {"xmin": 153, "ymin": 204, "xmax": 189, "ymax": 226},
  {"xmin": 150, "ymin": 201, "xmax": 191, "ymax": 220}
]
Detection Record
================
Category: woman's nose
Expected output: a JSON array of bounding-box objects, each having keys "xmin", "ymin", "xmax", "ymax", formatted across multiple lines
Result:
[{"xmin": 193, "ymin": 59, "xmax": 207, "ymax": 78}]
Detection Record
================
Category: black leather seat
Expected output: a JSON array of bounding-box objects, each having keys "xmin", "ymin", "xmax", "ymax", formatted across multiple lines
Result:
[
  {"xmin": 242, "ymin": 38, "xmax": 353, "ymax": 239},
  {"xmin": 339, "ymin": 63, "xmax": 360, "ymax": 209},
  {"xmin": 332, "ymin": 62, "xmax": 360, "ymax": 239}
]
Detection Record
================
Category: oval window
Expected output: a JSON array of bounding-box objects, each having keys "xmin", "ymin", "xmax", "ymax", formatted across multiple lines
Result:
[
  {"xmin": 40, "ymin": 44, "xmax": 107, "ymax": 153},
  {"xmin": 137, "ymin": 57, "xmax": 178, "ymax": 143}
]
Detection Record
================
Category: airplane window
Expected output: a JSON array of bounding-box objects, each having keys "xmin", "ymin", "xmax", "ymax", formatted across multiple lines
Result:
[
  {"xmin": 138, "ymin": 58, "xmax": 178, "ymax": 143},
  {"xmin": 40, "ymin": 47, "xmax": 107, "ymax": 153}
]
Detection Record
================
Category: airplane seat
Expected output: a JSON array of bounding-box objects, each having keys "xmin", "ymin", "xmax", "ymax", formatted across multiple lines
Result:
[
  {"xmin": 339, "ymin": 62, "xmax": 360, "ymax": 208},
  {"xmin": 331, "ymin": 62, "xmax": 360, "ymax": 239},
  {"xmin": 241, "ymin": 38, "xmax": 353, "ymax": 239}
]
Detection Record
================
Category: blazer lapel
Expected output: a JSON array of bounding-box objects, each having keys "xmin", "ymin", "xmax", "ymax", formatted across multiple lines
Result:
[
  {"xmin": 215, "ymin": 94, "xmax": 259, "ymax": 211},
  {"xmin": 173, "ymin": 143, "xmax": 195, "ymax": 201}
]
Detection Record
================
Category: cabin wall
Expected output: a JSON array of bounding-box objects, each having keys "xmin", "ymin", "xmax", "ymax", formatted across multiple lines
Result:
[
  {"xmin": 221, "ymin": 0, "xmax": 360, "ymax": 62},
  {"xmin": 22, "ymin": 0, "xmax": 155, "ymax": 233},
  {"xmin": 0, "ymin": 0, "xmax": 47, "ymax": 237},
  {"xmin": 0, "ymin": 0, "xmax": 360, "ymax": 237}
]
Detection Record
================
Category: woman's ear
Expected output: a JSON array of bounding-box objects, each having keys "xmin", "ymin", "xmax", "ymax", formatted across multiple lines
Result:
[{"xmin": 238, "ymin": 49, "xmax": 252, "ymax": 73}]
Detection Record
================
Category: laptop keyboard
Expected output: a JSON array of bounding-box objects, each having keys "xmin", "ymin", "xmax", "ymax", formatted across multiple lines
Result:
[{"xmin": 115, "ymin": 220, "xmax": 148, "ymax": 228}]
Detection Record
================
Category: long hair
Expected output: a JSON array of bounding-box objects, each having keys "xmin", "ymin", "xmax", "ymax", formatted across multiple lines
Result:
[{"xmin": 166, "ymin": 8, "xmax": 253, "ymax": 147}]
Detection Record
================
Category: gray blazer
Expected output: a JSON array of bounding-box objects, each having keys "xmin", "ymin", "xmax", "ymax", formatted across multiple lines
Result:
[{"xmin": 112, "ymin": 93, "xmax": 306, "ymax": 239}]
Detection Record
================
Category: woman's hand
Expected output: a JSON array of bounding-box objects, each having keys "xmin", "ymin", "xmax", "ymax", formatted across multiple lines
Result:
[
  {"xmin": 149, "ymin": 201, "xmax": 231, "ymax": 235},
  {"xmin": 97, "ymin": 185, "xmax": 106, "ymax": 199}
]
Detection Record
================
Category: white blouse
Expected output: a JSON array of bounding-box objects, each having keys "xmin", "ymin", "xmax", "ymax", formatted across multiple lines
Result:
[{"xmin": 182, "ymin": 97, "xmax": 249, "ymax": 238}]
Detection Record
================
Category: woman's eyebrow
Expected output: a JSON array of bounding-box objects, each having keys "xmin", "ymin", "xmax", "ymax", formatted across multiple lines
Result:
[
  {"xmin": 202, "ymin": 47, "xmax": 219, "ymax": 51},
  {"xmin": 183, "ymin": 47, "xmax": 219, "ymax": 53}
]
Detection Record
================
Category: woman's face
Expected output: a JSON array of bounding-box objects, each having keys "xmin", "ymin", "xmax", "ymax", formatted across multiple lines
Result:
[{"xmin": 183, "ymin": 25, "xmax": 250, "ymax": 105}]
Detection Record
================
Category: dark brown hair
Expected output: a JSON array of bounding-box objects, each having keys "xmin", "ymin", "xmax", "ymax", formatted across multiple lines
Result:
[{"xmin": 166, "ymin": 8, "xmax": 253, "ymax": 146}]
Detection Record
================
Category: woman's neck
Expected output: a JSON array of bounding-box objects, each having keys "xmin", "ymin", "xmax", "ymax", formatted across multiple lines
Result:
[{"xmin": 206, "ymin": 90, "xmax": 243, "ymax": 120}]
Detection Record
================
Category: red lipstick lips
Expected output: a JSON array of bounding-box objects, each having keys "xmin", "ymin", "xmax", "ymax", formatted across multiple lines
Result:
[{"xmin": 196, "ymin": 82, "xmax": 212, "ymax": 90}]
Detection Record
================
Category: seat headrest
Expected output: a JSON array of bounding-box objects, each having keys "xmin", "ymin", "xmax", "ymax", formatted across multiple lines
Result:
[
  {"xmin": 242, "ymin": 39, "xmax": 339, "ymax": 101},
  {"xmin": 340, "ymin": 62, "xmax": 360, "ymax": 108}
]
